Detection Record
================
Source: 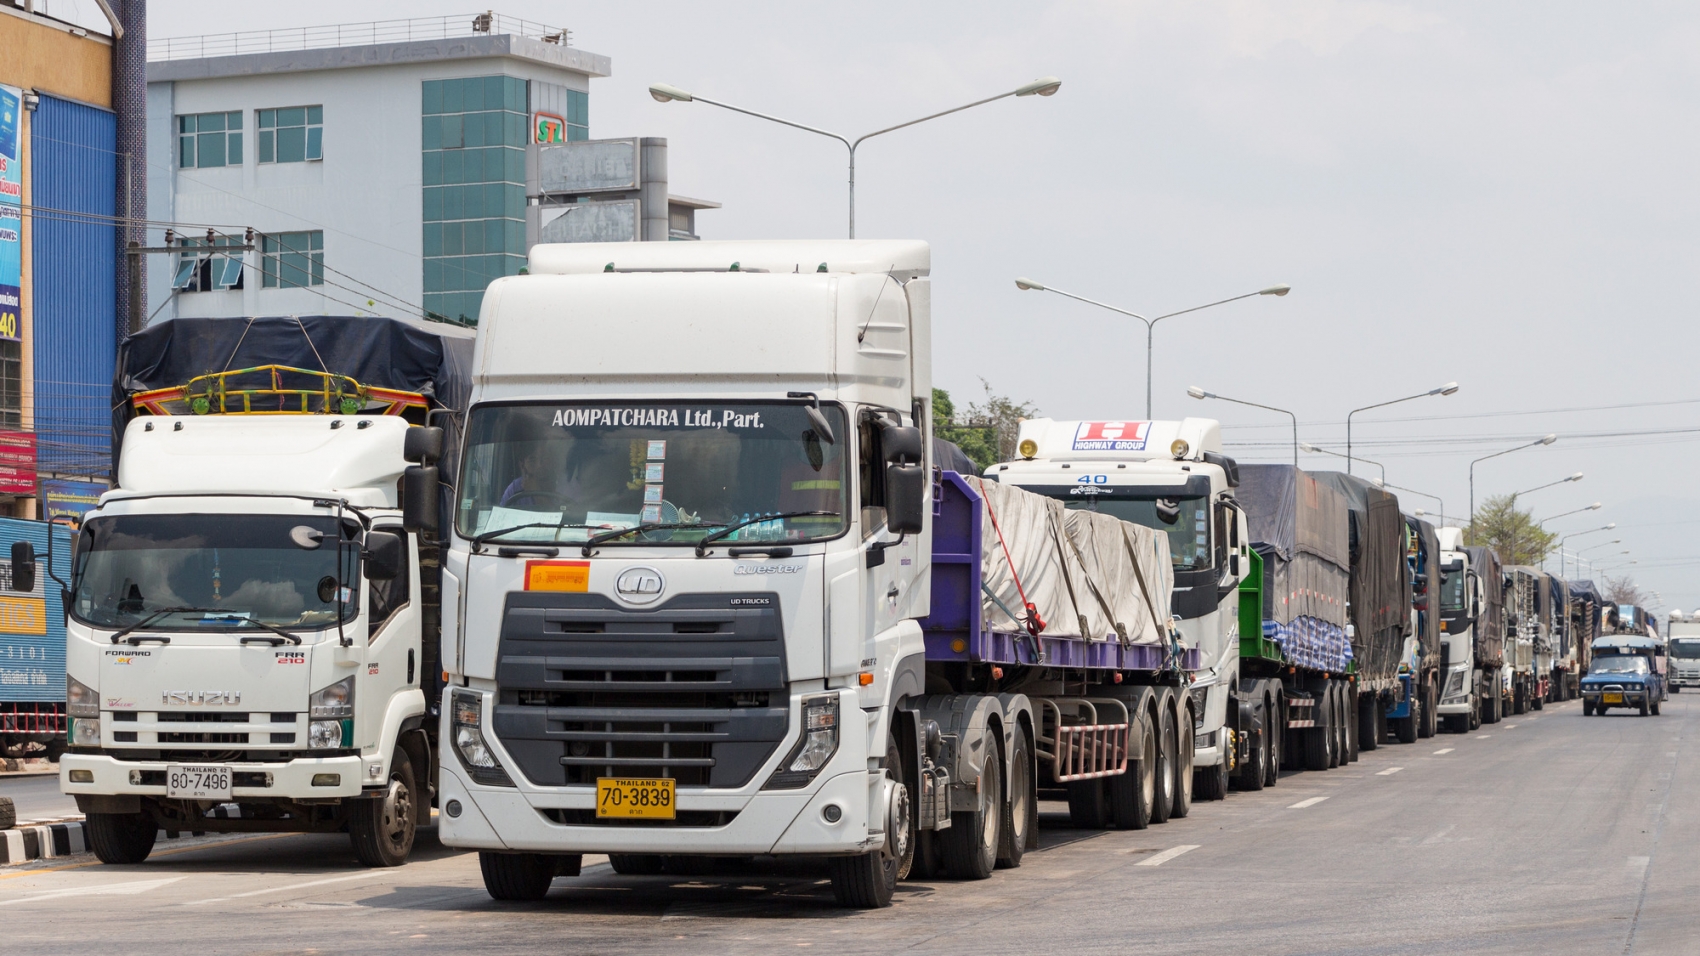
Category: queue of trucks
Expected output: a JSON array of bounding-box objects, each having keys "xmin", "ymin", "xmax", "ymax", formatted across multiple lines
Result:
[{"xmin": 17, "ymin": 238, "xmax": 1672, "ymax": 907}]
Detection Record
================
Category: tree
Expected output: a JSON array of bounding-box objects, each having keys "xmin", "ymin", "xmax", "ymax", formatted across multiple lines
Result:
[
  {"xmin": 1602, "ymin": 574, "xmax": 1644, "ymax": 607},
  {"xmin": 933, "ymin": 381, "xmax": 1040, "ymax": 473},
  {"xmin": 1466, "ymin": 493, "xmax": 1555, "ymax": 566}
]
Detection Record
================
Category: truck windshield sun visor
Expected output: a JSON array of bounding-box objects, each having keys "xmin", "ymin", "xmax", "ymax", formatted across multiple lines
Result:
[
  {"xmin": 455, "ymin": 401, "xmax": 852, "ymax": 548},
  {"xmin": 71, "ymin": 514, "xmax": 360, "ymax": 633}
]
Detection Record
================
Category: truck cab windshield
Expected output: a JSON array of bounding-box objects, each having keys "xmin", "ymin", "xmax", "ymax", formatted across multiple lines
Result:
[
  {"xmin": 456, "ymin": 401, "xmax": 851, "ymax": 546},
  {"xmin": 71, "ymin": 514, "xmax": 358, "ymax": 631},
  {"xmin": 1669, "ymin": 639, "xmax": 1700, "ymax": 659},
  {"xmin": 1053, "ymin": 491, "xmax": 1210, "ymax": 571},
  {"xmin": 1439, "ymin": 561, "xmax": 1466, "ymax": 614}
]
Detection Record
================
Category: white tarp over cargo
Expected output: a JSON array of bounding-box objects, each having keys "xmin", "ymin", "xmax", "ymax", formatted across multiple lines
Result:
[{"xmin": 965, "ymin": 475, "xmax": 1173, "ymax": 644}]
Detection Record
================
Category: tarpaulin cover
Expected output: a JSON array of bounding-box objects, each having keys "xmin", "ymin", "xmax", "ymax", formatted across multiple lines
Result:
[
  {"xmin": 1407, "ymin": 515, "xmax": 1441, "ymax": 671},
  {"xmin": 1505, "ymin": 567, "xmax": 1539, "ymax": 671},
  {"xmin": 1465, "ymin": 545, "xmax": 1505, "ymax": 666},
  {"xmin": 932, "ymin": 437, "xmax": 977, "ymax": 476},
  {"xmin": 1238, "ymin": 464, "xmax": 1352, "ymax": 670},
  {"xmin": 1312, "ymin": 471, "xmax": 1411, "ymax": 685},
  {"xmin": 113, "ymin": 316, "xmax": 474, "ymax": 480},
  {"xmin": 965, "ymin": 474, "xmax": 1172, "ymax": 644},
  {"xmin": 1567, "ymin": 578, "xmax": 1601, "ymax": 669},
  {"xmin": 1547, "ymin": 574, "xmax": 1573, "ymax": 659}
]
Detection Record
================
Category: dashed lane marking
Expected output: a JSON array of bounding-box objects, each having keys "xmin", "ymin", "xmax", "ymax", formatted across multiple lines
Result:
[
  {"xmin": 0, "ymin": 877, "xmax": 182, "ymax": 907},
  {"xmin": 1375, "ymin": 767, "xmax": 1404, "ymax": 776},
  {"xmin": 1504, "ymin": 724, "xmax": 1518, "ymax": 729},
  {"xmin": 186, "ymin": 870, "xmax": 391, "ymax": 906},
  {"xmin": 1288, "ymin": 797, "xmax": 1329, "ymax": 809},
  {"xmin": 1476, "ymin": 734, "xmax": 1492, "ymax": 739},
  {"xmin": 1434, "ymin": 748, "xmax": 1455, "ymax": 755},
  {"xmin": 1135, "ymin": 845, "xmax": 1200, "ymax": 867}
]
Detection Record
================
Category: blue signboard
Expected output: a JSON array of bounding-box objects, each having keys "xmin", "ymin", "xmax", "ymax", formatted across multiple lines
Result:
[
  {"xmin": 0, "ymin": 84, "xmax": 19, "ymax": 343},
  {"xmin": 41, "ymin": 478, "xmax": 106, "ymax": 527}
]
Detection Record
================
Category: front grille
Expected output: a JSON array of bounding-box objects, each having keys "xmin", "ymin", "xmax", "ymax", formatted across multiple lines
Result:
[
  {"xmin": 539, "ymin": 808, "xmax": 739, "ymax": 827},
  {"xmin": 158, "ymin": 732, "xmax": 250, "ymax": 744},
  {"xmin": 493, "ymin": 591, "xmax": 790, "ymax": 788},
  {"xmin": 159, "ymin": 712, "xmax": 251, "ymax": 723}
]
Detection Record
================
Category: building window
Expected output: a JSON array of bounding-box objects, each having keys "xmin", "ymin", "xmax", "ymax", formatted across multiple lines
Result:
[
  {"xmin": 177, "ymin": 112, "xmax": 243, "ymax": 168},
  {"xmin": 261, "ymin": 231, "xmax": 324, "ymax": 288},
  {"xmin": 172, "ymin": 236, "xmax": 246, "ymax": 293},
  {"xmin": 0, "ymin": 341, "xmax": 20, "ymax": 431},
  {"xmin": 258, "ymin": 106, "xmax": 324, "ymax": 163}
]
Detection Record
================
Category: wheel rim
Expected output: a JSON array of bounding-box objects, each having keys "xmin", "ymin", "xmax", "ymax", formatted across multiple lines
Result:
[
  {"xmin": 886, "ymin": 783, "xmax": 911, "ymax": 867},
  {"xmin": 380, "ymin": 776, "xmax": 413, "ymax": 851},
  {"xmin": 1140, "ymin": 728, "xmax": 1156, "ymax": 808},
  {"xmin": 979, "ymin": 754, "xmax": 1001, "ymax": 862},
  {"xmin": 1007, "ymin": 746, "xmax": 1029, "ymax": 846}
]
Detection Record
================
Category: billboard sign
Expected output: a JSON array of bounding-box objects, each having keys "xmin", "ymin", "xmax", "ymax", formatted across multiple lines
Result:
[
  {"xmin": 0, "ymin": 85, "xmax": 21, "ymax": 343},
  {"xmin": 0, "ymin": 431, "xmax": 34, "ymax": 496},
  {"xmin": 537, "ymin": 137, "xmax": 639, "ymax": 194},
  {"xmin": 535, "ymin": 200, "xmax": 639, "ymax": 243},
  {"xmin": 42, "ymin": 478, "xmax": 106, "ymax": 527},
  {"xmin": 533, "ymin": 112, "xmax": 566, "ymax": 144}
]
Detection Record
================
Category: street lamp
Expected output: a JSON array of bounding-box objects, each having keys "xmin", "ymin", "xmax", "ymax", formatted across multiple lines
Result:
[
  {"xmin": 1015, "ymin": 279, "xmax": 1289, "ymax": 418},
  {"xmin": 1300, "ymin": 442, "xmax": 1384, "ymax": 483},
  {"xmin": 1187, "ymin": 386, "xmax": 1297, "ymax": 466},
  {"xmin": 1382, "ymin": 482, "xmax": 1446, "ymax": 526},
  {"xmin": 1540, "ymin": 502, "xmax": 1603, "ymax": 525},
  {"xmin": 1557, "ymin": 524, "xmax": 1617, "ymax": 577},
  {"xmin": 1346, "ymin": 383, "xmax": 1458, "ymax": 475},
  {"xmin": 650, "ymin": 77, "xmax": 1061, "ymax": 238},
  {"xmin": 1468, "ymin": 434, "xmax": 1558, "ymax": 545},
  {"xmin": 1512, "ymin": 472, "xmax": 1583, "ymax": 499}
]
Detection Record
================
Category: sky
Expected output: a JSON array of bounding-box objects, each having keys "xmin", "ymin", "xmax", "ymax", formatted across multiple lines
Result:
[{"xmin": 49, "ymin": 1, "xmax": 1700, "ymax": 610}]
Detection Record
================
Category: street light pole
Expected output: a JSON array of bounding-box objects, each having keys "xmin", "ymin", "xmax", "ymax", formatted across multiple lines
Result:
[
  {"xmin": 1014, "ymin": 280, "xmax": 1290, "ymax": 418},
  {"xmin": 1513, "ymin": 472, "xmax": 1584, "ymax": 499},
  {"xmin": 1380, "ymin": 481, "xmax": 1446, "ymax": 526},
  {"xmin": 1563, "ymin": 532, "xmax": 1620, "ymax": 578},
  {"xmin": 1468, "ymin": 434, "xmax": 1559, "ymax": 545},
  {"xmin": 1345, "ymin": 383, "xmax": 1459, "ymax": 475},
  {"xmin": 1187, "ymin": 386, "xmax": 1297, "ymax": 466},
  {"xmin": 650, "ymin": 77, "xmax": 1062, "ymax": 238},
  {"xmin": 1299, "ymin": 442, "xmax": 1384, "ymax": 483}
]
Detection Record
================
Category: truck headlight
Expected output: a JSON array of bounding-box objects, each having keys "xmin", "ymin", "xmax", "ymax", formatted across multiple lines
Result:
[
  {"xmin": 450, "ymin": 690, "xmax": 514, "ymax": 787},
  {"xmin": 309, "ymin": 676, "xmax": 355, "ymax": 719},
  {"xmin": 71, "ymin": 716, "xmax": 102, "ymax": 746},
  {"xmin": 308, "ymin": 720, "xmax": 344, "ymax": 749},
  {"xmin": 67, "ymin": 675, "xmax": 98, "ymax": 718},
  {"xmin": 1443, "ymin": 668, "xmax": 1466, "ymax": 700},
  {"xmin": 765, "ymin": 694, "xmax": 840, "ymax": 790}
]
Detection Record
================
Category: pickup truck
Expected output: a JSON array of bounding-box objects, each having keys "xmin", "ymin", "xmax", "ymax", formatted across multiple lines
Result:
[{"xmin": 1581, "ymin": 636, "xmax": 1666, "ymax": 716}]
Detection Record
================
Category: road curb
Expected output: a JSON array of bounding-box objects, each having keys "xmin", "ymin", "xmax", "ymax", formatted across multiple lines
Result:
[{"xmin": 0, "ymin": 821, "xmax": 84, "ymax": 864}]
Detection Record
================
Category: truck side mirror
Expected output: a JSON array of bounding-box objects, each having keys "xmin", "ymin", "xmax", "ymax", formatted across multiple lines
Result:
[
  {"xmin": 402, "ymin": 465, "xmax": 440, "ymax": 535},
  {"xmin": 363, "ymin": 531, "xmax": 404, "ymax": 581},
  {"xmin": 9, "ymin": 541, "xmax": 34, "ymax": 593},
  {"xmin": 879, "ymin": 424, "xmax": 926, "ymax": 535},
  {"xmin": 404, "ymin": 426, "xmax": 445, "ymax": 465}
]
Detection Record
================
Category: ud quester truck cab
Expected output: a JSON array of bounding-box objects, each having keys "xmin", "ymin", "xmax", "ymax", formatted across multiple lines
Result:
[
  {"xmin": 990, "ymin": 418, "xmax": 1247, "ymax": 800},
  {"xmin": 60, "ymin": 316, "xmax": 470, "ymax": 867},
  {"xmin": 437, "ymin": 240, "xmax": 1197, "ymax": 908}
]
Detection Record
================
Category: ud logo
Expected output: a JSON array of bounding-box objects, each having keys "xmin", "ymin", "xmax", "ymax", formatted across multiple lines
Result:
[{"xmin": 615, "ymin": 567, "xmax": 665, "ymax": 605}]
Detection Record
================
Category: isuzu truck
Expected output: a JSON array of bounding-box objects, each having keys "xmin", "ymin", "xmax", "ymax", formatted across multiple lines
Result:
[
  {"xmin": 60, "ymin": 316, "xmax": 470, "ymax": 866},
  {"xmin": 434, "ymin": 240, "xmax": 1199, "ymax": 908}
]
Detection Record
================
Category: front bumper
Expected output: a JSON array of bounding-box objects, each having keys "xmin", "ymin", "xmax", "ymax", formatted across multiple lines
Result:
[
  {"xmin": 60, "ymin": 752, "xmax": 367, "ymax": 800},
  {"xmin": 1581, "ymin": 686, "xmax": 1646, "ymax": 704}
]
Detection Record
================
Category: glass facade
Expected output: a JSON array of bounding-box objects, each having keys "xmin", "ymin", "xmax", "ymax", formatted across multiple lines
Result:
[
  {"xmin": 177, "ymin": 112, "xmax": 243, "ymax": 168},
  {"xmin": 258, "ymin": 106, "xmax": 324, "ymax": 163},
  {"xmin": 261, "ymin": 231, "xmax": 324, "ymax": 288},
  {"xmin": 421, "ymin": 76, "xmax": 532, "ymax": 325}
]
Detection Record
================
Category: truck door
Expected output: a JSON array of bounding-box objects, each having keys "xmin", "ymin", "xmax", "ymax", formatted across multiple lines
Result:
[{"xmin": 365, "ymin": 525, "xmax": 423, "ymax": 750}]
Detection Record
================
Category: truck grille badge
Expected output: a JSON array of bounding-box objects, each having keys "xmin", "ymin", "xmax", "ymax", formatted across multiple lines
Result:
[{"xmin": 161, "ymin": 690, "xmax": 243, "ymax": 706}]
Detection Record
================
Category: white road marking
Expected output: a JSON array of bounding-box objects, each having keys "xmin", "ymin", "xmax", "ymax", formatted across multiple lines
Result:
[
  {"xmin": 1504, "ymin": 724, "xmax": 1518, "ymax": 729},
  {"xmin": 1628, "ymin": 856, "xmax": 1650, "ymax": 879},
  {"xmin": 1434, "ymin": 748, "xmax": 1455, "ymax": 755},
  {"xmin": 1476, "ymin": 734, "xmax": 1492, "ymax": 739},
  {"xmin": 1375, "ymin": 767, "xmax": 1404, "ymax": 776},
  {"xmin": 186, "ymin": 870, "xmax": 390, "ymax": 906},
  {"xmin": 1288, "ymin": 797, "xmax": 1329, "ymax": 809},
  {"xmin": 1135, "ymin": 845, "xmax": 1200, "ymax": 867},
  {"xmin": 0, "ymin": 877, "xmax": 183, "ymax": 907}
]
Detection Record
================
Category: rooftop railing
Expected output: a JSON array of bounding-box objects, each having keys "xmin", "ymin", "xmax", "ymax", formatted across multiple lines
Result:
[{"xmin": 148, "ymin": 12, "xmax": 570, "ymax": 62}]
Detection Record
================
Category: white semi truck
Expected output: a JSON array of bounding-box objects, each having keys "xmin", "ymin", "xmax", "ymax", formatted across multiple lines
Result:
[
  {"xmin": 1433, "ymin": 528, "xmax": 1497, "ymax": 732},
  {"xmin": 990, "ymin": 418, "xmax": 1249, "ymax": 801},
  {"xmin": 435, "ymin": 239, "xmax": 1199, "ymax": 908},
  {"xmin": 60, "ymin": 316, "xmax": 469, "ymax": 866}
]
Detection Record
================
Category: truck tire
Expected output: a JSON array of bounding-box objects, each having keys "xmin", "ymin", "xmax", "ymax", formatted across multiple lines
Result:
[
  {"xmin": 1151, "ymin": 695, "xmax": 1176, "ymax": 824},
  {"xmin": 1235, "ymin": 725, "xmax": 1266, "ymax": 792},
  {"xmin": 1651, "ymin": 699, "xmax": 1661, "ymax": 716},
  {"xmin": 608, "ymin": 855, "xmax": 666, "ymax": 875},
  {"xmin": 85, "ymin": 811, "xmax": 157, "ymax": 865},
  {"xmin": 1111, "ymin": 707, "xmax": 1156, "ymax": 829},
  {"xmin": 479, "ymin": 851, "xmax": 559, "ymax": 901},
  {"xmin": 1356, "ymin": 694, "xmax": 1378, "ymax": 753},
  {"xmin": 350, "ymin": 749, "xmax": 417, "ymax": 867},
  {"xmin": 1265, "ymin": 700, "xmax": 1283, "ymax": 787},
  {"xmin": 997, "ymin": 727, "xmax": 1032, "ymax": 868},
  {"xmin": 1443, "ymin": 714, "xmax": 1469, "ymax": 734},
  {"xmin": 1170, "ymin": 696, "xmax": 1194, "ymax": 819},
  {"xmin": 1672, "ymin": 684, "xmax": 1681, "ymax": 694},
  {"xmin": 831, "ymin": 734, "xmax": 912, "ymax": 905},
  {"xmin": 1482, "ymin": 683, "xmax": 1501, "ymax": 724},
  {"xmin": 1304, "ymin": 692, "xmax": 1332, "ymax": 772},
  {"xmin": 941, "ymin": 730, "xmax": 1001, "ymax": 880},
  {"xmin": 1513, "ymin": 683, "xmax": 1526, "ymax": 715},
  {"xmin": 1066, "ymin": 779, "xmax": 1108, "ymax": 829},
  {"xmin": 1196, "ymin": 754, "xmax": 1229, "ymax": 801},
  {"xmin": 1344, "ymin": 686, "xmax": 1360, "ymax": 763},
  {"xmin": 1532, "ymin": 684, "xmax": 1545, "ymax": 710},
  {"xmin": 1470, "ymin": 694, "xmax": 1481, "ymax": 730}
]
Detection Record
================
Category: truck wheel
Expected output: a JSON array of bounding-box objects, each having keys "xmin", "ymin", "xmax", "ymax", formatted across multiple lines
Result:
[
  {"xmin": 1066, "ymin": 780, "xmax": 1108, "ymax": 829},
  {"xmin": 479, "ymin": 851, "xmax": 559, "ymax": 901},
  {"xmin": 608, "ymin": 855, "xmax": 666, "ymax": 875},
  {"xmin": 941, "ymin": 733, "xmax": 1001, "ymax": 880},
  {"xmin": 1303, "ymin": 692, "xmax": 1331, "ymax": 772},
  {"xmin": 350, "ymin": 750, "xmax": 417, "ymax": 867},
  {"xmin": 85, "ymin": 811, "xmax": 157, "ymax": 865},
  {"xmin": 1357, "ymin": 694, "xmax": 1379, "ymax": 753},
  {"xmin": 1151, "ymin": 696, "xmax": 1176, "ymax": 824},
  {"xmin": 1533, "ymin": 684, "xmax": 1545, "ymax": 711},
  {"xmin": 1672, "ymin": 685, "xmax": 1681, "ymax": 694},
  {"xmin": 1651, "ymin": 699, "xmax": 1661, "ymax": 716},
  {"xmin": 997, "ymin": 727, "xmax": 1032, "ymax": 868},
  {"xmin": 1418, "ymin": 681, "xmax": 1438, "ymax": 738},
  {"xmin": 1235, "ymin": 702, "xmax": 1267, "ymax": 791},
  {"xmin": 1344, "ymin": 686, "xmax": 1360, "ymax": 763},
  {"xmin": 831, "ymin": 732, "xmax": 913, "ymax": 905},
  {"xmin": 1170, "ymin": 697, "xmax": 1194, "ymax": 819},
  {"xmin": 1265, "ymin": 701, "xmax": 1283, "ymax": 787},
  {"xmin": 1196, "ymin": 752, "xmax": 1229, "ymax": 801},
  {"xmin": 1111, "ymin": 710, "xmax": 1157, "ymax": 829},
  {"xmin": 1469, "ymin": 694, "xmax": 1481, "ymax": 730}
]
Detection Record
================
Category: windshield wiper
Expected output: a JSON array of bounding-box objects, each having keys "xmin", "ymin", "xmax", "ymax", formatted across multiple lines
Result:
[
  {"xmin": 695, "ymin": 512, "xmax": 840, "ymax": 557},
  {"xmin": 473, "ymin": 521, "xmax": 602, "ymax": 547},
  {"xmin": 233, "ymin": 617, "xmax": 303, "ymax": 646},
  {"xmin": 581, "ymin": 522, "xmax": 724, "ymax": 558},
  {"xmin": 109, "ymin": 606, "xmax": 228, "ymax": 644}
]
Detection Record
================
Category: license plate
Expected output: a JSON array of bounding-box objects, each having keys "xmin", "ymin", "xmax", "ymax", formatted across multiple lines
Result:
[
  {"xmin": 596, "ymin": 777, "xmax": 675, "ymax": 819},
  {"xmin": 166, "ymin": 764, "xmax": 232, "ymax": 800},
  {"xmin": 1603, "ymin": 692, "xmax": 1624, "ymax": 705}
]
